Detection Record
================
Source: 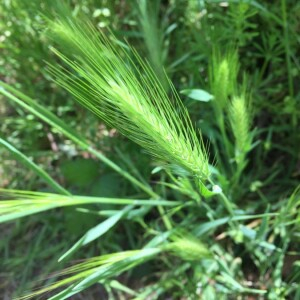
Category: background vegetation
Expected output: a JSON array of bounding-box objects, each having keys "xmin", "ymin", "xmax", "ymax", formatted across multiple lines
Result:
[{"xmin": 0, "ymin": 0, "xmax": 299, "ymax": 299}]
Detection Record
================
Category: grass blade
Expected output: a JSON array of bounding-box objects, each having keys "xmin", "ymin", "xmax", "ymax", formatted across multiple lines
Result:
[
  {"xmin": 58, "ymin": 205, "xmax": 133, "ymax": 262},
  {"xmin": 0, "ymin": 138, "xmax": 70, "ymax": 195},
  {"xmin": 0, "ymin": 189, "xmax": 180, "ymax": 223}
]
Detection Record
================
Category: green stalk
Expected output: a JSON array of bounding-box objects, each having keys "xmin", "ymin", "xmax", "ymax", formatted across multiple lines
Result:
[
  {"xmin": 207, "ymin": 178, "xmax": 235, "ymax": 217},
  {"xmin": 258, "ymin": 57, "xmax": 270, "ymax": 82},
  {"xmin": 0, "ymin": 189, "xmax": 181, "ymax": 224},
  {"xmin": 218, "ymin": 192, "xmax": 234, "ymax": 217},
  {"xmin": 0, "ymin": 138, "xmax": 70, "ymax": 196}
]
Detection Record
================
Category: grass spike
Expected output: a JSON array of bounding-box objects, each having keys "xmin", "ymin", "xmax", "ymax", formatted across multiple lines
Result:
[
  {"xmin": 210, "ymin": 48, "xmax": 239, "ymax": 109},
  {"xmin": 229, "ymin": 95, "xmax": 252, "ymax": 163},
  {"xmin": 47, "ymin": 16, "xmax": 210, "ymax": 183},
  {"xmin": 16, "ymin": 248, "xmax": 161, "ymax": 300},
  {"xmin": 164, "ymin": 232, "xmax": 211, "ymax": 261}
]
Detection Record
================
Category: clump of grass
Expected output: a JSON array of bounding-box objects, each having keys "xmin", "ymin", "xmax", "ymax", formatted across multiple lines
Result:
[
  {"xmin": 47, "ymin": 17, "xmax": 210, "ymax": 183},
  {"xmin": 2, "ymin": 1, "xmax": 299, "ymax": 299}
]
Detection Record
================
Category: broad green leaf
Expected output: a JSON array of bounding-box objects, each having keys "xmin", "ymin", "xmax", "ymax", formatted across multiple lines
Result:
[{"xmin": 180, "ymin": 89, "xmax": 214, "ymax": 102}]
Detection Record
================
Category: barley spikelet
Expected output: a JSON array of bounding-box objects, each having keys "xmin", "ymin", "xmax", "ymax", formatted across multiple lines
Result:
[
  {"xmin": 229, "ymin": 95, "xmax": 251, "ymax": 160},
  {"xmin": 47, "ymin": 17, "xmax": 210, "ymax": 181},
  {"xmin": 210, "ymin": 49, "xmax": 239, "ymax": 109},
  {"xmin": 165, "ymin": 233, "xmax": 211, "ymax": 261}
]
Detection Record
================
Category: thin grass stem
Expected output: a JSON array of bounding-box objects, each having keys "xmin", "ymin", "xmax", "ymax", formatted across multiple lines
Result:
[{"xmin": 0, "ymin": 137, "xmax": 70, "ymax": 196}]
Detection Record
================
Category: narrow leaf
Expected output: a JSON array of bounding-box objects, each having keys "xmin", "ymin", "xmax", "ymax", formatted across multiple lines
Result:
[
  {"xmin": 180, "ymin": 89, "xmax": 214, "ymax": 102},
  {"xmin": 0, "ymin": 138, "xmax": 69, "ymax": 195},
  {"xmin": 58, "ymin": 205, "xmax": 133, "ymax": 262}
]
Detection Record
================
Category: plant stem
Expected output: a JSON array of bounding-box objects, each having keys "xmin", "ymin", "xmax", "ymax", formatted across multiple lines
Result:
[
  {"xmin": 219, "ymin": 192, "xmax": 234, "ymax": 217},
  {"xmin": 0, "ymin": 138, "xmax": 70, "ymax": 196},
  {"xmin": 208, "ymin": 178, "xmax": 235, "ymax": 217}
]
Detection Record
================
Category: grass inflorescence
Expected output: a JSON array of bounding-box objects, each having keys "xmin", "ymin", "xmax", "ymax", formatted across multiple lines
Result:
[{"xmin": 48, "ymin": 17, "xmax": 210, "ymax": 183}]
